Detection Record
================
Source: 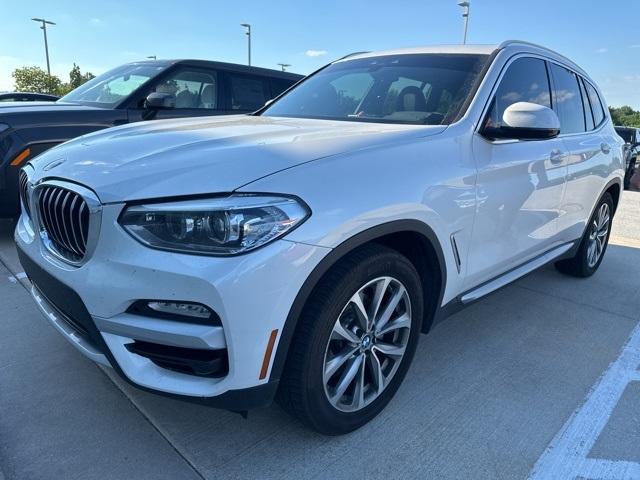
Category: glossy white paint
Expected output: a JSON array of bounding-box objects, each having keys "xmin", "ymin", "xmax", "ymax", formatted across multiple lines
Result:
[
  {"xmin": 31, "ymin": 115, "xmax": 444, "ymax": 203},
  {"xmin": 16, "ymin": 203, "xmax": 331, "ymax": 395},
  {"xmin": 16, "ymin": 41, "xmax": 624, "ymax": 400},
  {"xmin": 502, "ymin": 102, "xmax": 561, "ymax": 131}
]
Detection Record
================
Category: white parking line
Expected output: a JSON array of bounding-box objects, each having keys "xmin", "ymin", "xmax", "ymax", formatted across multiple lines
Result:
[
  {"xmin": 6, "ymin": 272, "xmax": 26, "ymax": 283},
  {"xmin": 528, "ymin": 323, "xmax": 640, "ymax": 479}
]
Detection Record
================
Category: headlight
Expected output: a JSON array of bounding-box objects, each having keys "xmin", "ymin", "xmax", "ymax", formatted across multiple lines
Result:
[{"xmin": 119, "ymin": 194, "xmax": 310, "ymax": 255}]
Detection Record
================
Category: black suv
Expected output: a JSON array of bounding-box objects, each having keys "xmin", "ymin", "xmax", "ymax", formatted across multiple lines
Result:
[
  {"xmin": 615, "ymin": 126, "xmax": 640, "ymax": 189},
  {"xmin": 0, "ymin": 59, "xmax": 302, "ymax": 216},
  {"xmin": 0, "ymin": 92, "xmax": 59, "ymax": 102}
]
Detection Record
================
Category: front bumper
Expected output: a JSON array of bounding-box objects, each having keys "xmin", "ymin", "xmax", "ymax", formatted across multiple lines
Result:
[{"xmin": 15, "ymin": 202, "xmax": 330, "ymax": 409}]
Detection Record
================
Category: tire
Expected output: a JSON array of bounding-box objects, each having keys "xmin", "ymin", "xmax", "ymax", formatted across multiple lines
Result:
[
  {"xmin": 555, "ymin": 192, "xmax": 613, "ymax": 277},
  {"xmin": 277, "ymin": 244, "xmax": 424, "ymax": 435}
]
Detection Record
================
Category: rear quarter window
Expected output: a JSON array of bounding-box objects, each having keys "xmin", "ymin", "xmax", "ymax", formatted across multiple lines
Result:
[
  {"xmin": 584, "ymin": 81, "xmax": 605, "ymax": 127},
  {"xmin": 227, "ymin": 74, "xmax": 269, "ymax": 111},
  {"xmin": 271, "ymin": 78, "xmax": 297, "ymax": 98}
]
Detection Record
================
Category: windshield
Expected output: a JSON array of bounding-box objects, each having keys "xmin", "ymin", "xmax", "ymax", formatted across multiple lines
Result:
[
  {"xmin": 59, "ymin": 63, "xmax": 167, "ymax": 107},
  {"xmin": 262, "ymin": 54, "xmax": 489, "ymax": 125}
]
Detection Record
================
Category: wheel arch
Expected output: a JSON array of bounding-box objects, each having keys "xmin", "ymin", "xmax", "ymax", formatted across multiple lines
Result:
[
  {"xmin": 605, "ymin": 178, "xmax": 621, "ymax": 214},
  {"xmin": 270, "ymin": 219, "xmax": 447, "ymax": 383}
]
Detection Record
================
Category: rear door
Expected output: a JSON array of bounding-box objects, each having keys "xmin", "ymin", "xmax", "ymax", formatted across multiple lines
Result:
[
  {"xmin": 221, "ymin": 72, "xmax": 271, "ymax": 113},
  {"xmin": 466, "ymin": 56, "xmax": 568, "ymax": 288},
  {"xmin": 551, "ymin": 64, "xmax": 612, "ymax": 242},
  {"xmin": 270, "ymin": 77, "xmax": 297, "ymax": 99}
]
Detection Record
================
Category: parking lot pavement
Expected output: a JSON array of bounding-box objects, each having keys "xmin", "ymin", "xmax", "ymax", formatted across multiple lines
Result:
[
  {"xmin": 0, "ymin": 260, "xmax": 202, "ymax": 480},
  {"xmin": 1, "ymin": 192, "xmax": 639, "ymax": 480}
]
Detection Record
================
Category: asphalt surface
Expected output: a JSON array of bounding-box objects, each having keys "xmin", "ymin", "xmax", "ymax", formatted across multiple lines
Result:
[{"xmin": 0, "ymin": 192, "xmax": 639, "ymax": 480}]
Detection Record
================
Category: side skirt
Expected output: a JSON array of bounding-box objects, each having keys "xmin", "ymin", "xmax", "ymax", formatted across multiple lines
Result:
[{"xmin": 430, "ymin": 241, "xmax": 576, "ymax": 327}]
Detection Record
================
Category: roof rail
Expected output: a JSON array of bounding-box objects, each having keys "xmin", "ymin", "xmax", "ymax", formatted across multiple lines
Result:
[
  {"xmin": 497, "ymin": 40, "xmax": 588, "ymax": 77},
  {"xmin": 335, "ymin": 51, "xmax": 370, "ymax": 61}
]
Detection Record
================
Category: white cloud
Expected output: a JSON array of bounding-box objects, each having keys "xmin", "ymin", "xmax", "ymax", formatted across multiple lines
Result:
[
  {"xmin": 630, "ymin": 45, "xmax": 640, "ymax": 49},
  {"xmin": 89, "ymin": 18, "xmax": 103, "ymax": 26},
  {"xmin": 595, "ymin": 48, "xmax": 608, "ymax": 54},
  {"xmin": 306, "ymin": 49, "xmax": 328, "ymax": 57}
]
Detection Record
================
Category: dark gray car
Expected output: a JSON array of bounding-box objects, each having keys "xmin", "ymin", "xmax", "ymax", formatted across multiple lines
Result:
[
  {"xmin": 0, "ymin": 59, "xmax": 302, "ymax": 216},
  {"xmin": 0, "ymin": 92, "xmax": 59, "ymax": 102},
  {"xmin": 615, "ymin": 126, "xmax": 640, "ymax": 189}
]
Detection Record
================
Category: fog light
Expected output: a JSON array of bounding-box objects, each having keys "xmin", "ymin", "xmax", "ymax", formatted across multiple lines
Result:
[
  {"xmin": 147, "ymin": 301, "xmax": 211, "ymax": 319},
  {"xmin": 126, "ymin": 300, "xmax": 220, "ymax": 325}
]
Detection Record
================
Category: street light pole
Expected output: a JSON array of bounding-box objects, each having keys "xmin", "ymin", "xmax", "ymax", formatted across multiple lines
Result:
[
  {"xmin": 241, "ymin": 23, "xmax": 251, "ymax": 66},
  {"xmin": 277, "ymin": 63, "xmax": 291, "ymax": 72},
  {"xmin": 31, "ymin": 17, "xmax": 56, "ymax": 75},
  {"xmin": 457, "ymin": 1, "xmax": 470, "ymax": 45}
]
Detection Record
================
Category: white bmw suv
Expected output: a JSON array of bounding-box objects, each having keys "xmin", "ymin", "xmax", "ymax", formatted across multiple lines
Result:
[{"xmin": 15, "ymin": 41, "xmax": 623, "ymax": 434}]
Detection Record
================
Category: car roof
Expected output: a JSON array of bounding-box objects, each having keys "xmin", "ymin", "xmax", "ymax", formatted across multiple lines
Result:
[
  {"xmin": 122, "ymin": 59, "xmax": 303, "ymax": 80},
  {"xmin": 339, "ymin": 40, "xmax": 589, "ymax": 81},
  {"xmin": 342, "ymin": 44, "xmax": 499, "ymax": 60}
]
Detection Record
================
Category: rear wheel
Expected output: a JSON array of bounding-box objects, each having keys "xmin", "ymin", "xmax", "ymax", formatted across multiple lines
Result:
[
  {"xmin": 555, "ymin": 192, "xmax": 613, "ymax": 277},
  {"xmin": 278, "ymin": 244, "xmax": 423, "ymax": 435}
]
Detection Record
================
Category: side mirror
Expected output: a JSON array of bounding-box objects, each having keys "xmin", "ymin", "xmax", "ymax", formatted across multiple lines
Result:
[
  {"xmin": 484, "ymin": 102, "xmax": 560, "ymax": 140},
  {"xmin": 144, "ymin": 92, "xmax": 175, "ymax": 109}
]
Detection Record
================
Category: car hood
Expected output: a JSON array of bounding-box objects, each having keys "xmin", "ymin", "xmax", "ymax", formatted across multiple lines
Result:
[
  {"xmin": 28, "ymin": 115, "xmax": 446, "ymax": 203},
  {"xmin": 0, "ymin": 101, "xmax": 103, "ymax": 114}
]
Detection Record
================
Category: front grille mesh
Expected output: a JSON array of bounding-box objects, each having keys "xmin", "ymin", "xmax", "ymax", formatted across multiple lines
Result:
[
  {"xmin": 37, "ymin": 185, "xmax": 89, "ymax": 262},
  {"xmin": 19, "ymin": 170, "xmax": 30, "ymax": 218}
]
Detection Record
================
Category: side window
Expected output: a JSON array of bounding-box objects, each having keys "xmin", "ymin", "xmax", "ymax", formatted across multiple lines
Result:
[
  {"xmin": 579, "ymin": 78, "xmax": 595, "ymax": 131},
  {"xmin": 584, "ymin": 81, "xmax": 605, "ymax": 127},
  {"xmin": 153, "ymin": 69, "xmax": 218, "ymax": 109},
  {"xmin": 228, "ymin": 74, "xmax": 269, "ymax": 111},
  {"xmin": 484, "ymin": 57, "xmax": 551, "ymax": 129},
  {"xmin": 549, "ymin": 63, "xmax": 585, "ymax": 134},
  {"xmin": 271, "ymin": 78, "xmax": 295, "ymax": 99}
]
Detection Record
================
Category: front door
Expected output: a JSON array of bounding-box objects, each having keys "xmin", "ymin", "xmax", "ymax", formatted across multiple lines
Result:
[
  {"xmin": 466, "ymin": 56, "xmax": 568, "ymax": 289},
  {"xmin": 128, "ymin": 67, "xmax": 223, "ymax": 122}
]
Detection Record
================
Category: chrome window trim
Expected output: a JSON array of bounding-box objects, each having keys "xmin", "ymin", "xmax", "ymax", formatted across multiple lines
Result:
[{"xmin": 474, "ymin": 52, "xmax": 609, "ymax": 144}]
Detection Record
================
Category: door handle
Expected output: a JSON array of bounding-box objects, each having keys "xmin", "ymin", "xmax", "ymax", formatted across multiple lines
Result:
[
  {"xmin": 549, "ymin": 149, "xmax": 564, "ymax": 164},
  {"xmin": 600, "ymin": 143, "xmax": 611, "ymax": 154}
]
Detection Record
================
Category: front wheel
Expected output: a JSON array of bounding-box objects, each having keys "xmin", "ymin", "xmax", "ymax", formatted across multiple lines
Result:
[
  {"xmin": 278, "ymin": 244, "xmax": 423, "ymax": 435},
  {"xmin": 555, "ymin": 192, "xmax": 613, "ymax": 277}
]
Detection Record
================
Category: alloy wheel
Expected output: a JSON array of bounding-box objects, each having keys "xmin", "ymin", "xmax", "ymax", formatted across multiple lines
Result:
[
  {"xmin": 587, "ymin": 202, "xmax": 610, "ymax": 268},
  {"xmin": 322, "ymin": 276, "xmax": 412, "ymax": 412}
]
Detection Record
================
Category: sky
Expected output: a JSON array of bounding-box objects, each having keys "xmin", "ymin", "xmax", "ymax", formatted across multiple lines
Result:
[{"xmin": 1, "ymin": 0, "xmax": 639, "ymax": 108}]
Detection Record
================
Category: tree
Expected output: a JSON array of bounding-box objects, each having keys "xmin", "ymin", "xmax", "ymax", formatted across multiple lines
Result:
[
  {"xmin": 68, "ymin": 63, "xmax": 95, "ymax": 90},
  {"xmin": 12, "ymin": 63, "xmax": 95, "ymax": 96},
  {"xmin": 609, "ymin": 106, "xmax": 640, "ymax": 128},
  {"xmin": 12, "ymin": 66, "xmax": 62, "ymax": 95}
]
